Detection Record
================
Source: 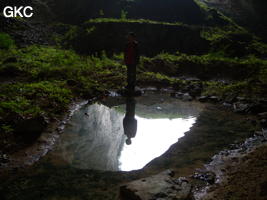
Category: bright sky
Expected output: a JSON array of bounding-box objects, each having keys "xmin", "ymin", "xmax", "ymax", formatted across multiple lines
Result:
[{"xmin": 119, "ymin": 116, "xmax": 196, "ymax": 171}]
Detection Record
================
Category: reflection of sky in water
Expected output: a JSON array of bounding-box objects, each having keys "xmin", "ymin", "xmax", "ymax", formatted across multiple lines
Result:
[
  {"xmin": 47, "ymin": 94, "xmax": 203, "ymax": 171},
  {"xmin": 119, "ymin": 116, "xmax": 196, "ymax": 171}
]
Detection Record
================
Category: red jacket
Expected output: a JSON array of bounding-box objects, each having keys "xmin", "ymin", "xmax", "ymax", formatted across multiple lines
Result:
[{"xmin": 124, "ymin": 41, "xmax": 140, "ymax": 65}]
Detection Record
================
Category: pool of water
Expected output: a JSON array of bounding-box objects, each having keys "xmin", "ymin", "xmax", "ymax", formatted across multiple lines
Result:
[
  {"xmin": 45, "ymin": 92, "xmax": 204, "ymax": 171},
  {"xmin": 119, "ymin": 116, "xmax": 196, "ymax": 171},
  {"xmin": 1, "ymin": 92, "xmax": 257, "ymax": 200}
]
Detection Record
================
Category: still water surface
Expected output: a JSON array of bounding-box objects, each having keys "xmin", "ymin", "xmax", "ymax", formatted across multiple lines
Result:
[
  {"xmin": 119, "ymin": 116, "xmax": 195, "ymax": 171},
  {"xmin": 47, "ymin": 92, "xmax": 204, "ymax": 171}
]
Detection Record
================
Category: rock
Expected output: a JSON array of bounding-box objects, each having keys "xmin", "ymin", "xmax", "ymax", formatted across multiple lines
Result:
[
  {"xmin": 182, "ymin": 93, "xmax": 193, "ymax": 101},
  {"xmin": 156, "ymin": 106, "xmax": 162, "ymax": 111},
  {"xmin": 14, "ymin": 116, "xmax": 48, "ymax": 143},
  {"xmin": 198, "ymin": 96, "xmax": 209, "ymax": 103},
  {"xmin": 117, "ymin": 89, "xmax": 142, "ymax": 97},
  {"xmin": 233, "ymin": 103, "xmax": 250, "ymax": 113},
  {"xmin": 258, "ymin": 112, "xmax": 267, "ymax": 119},
  {"xmin": 208, "ymin": 96, "xmax": 220, "ymax": 103},
  {"xmin": 255, "ymin": 131, "xmax": 264, "ymax": 136},
  {"xmin": 236, "ymin": 97, "xmax": 246, "ymax": 102},
  {"xmin": 259, "ymin": 99, "xmax": 267, "ymax": 105},
  {"xmin": 192, "ymin": 171, "xmax": 216, "ymax": 184},
  {"xmin": 248, "ymin": 118, "xmax": 257, "ymax": 126},
  {"xmin": 170, "ymin": 92, "xmax": 176, "ymax": 98},
  {"xmin": 107, "ymin": 91, "xmax": 121, "ymax": 97},
  {"xmin": 233, "ymin": 102, "xmax": 267, "ymax": 114},
  {"xmin": 171, "ymin": 92, "xmax": 183, "ymax": 99},
  {"xmin": 260, "ymin": 119, "xmax": 267, "ymax": 128},
  {"xmin": 223, "ymin": 102, "xmax": 232, "ymax": 108},
  {"xmin": 224, "ymin": 94, "xmax": 238, "ymax": 104},
  {"xmin": 185, "ymin": 77, "xmax": 200, "ymax": 81},
  {"xmin": 120, "ymin": 170, "xmax": 191, "ymax": 200},
  {"xmin": 134, "ymin": 90, "xmax": 143, "ymax": 97},
  {"xmin": 189, "ymin": 87, "xmax": 202, "ymax": 98},
  {"xmin": 263, "ymin": 129, "xmax": 267, "ymax": 139},
  {"xmin": 248, "ymin": 103, "xmax": 267, "ymax": 114},
  {"xmin": 0, "ymin": 153, "xmax": 9, "ymax": 164}
]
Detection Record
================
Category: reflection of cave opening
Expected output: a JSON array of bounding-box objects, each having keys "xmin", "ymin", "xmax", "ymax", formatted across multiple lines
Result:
[
  {"xmin": 119, "ymin": 116, "xmax": 196, "ymax": 171},
  {"xmin": 48, "ymin": 93, "xmax": 204, "ymax": 171}
]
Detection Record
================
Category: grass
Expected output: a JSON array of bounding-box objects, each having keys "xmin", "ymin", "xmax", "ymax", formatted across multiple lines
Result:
[
  {"xmin": 200, "ymin": 25, "xmax": 267, "ymax": 56},
  {"xmin": 0, "ymin": 81, "xmax": 72, "ymax": 118},
  {"xmin": 0, "ymin": 44, "xmax": 126, "ymax": 138},
  {"xmin": 84, "ymin": 18, "xmax": 185, "ymax": 26},
  {"xmin": 1, "ymin": 43, "xmax": 267, "ymax": 137},
  {"xmin": 141, "ymin": 51, "xmax": 267, "ymax": 78},
  {"xmin": 0, "ymin": 32, "xmax": 15, "ymax": 49},
  {"xmin": 1, "ymin": 31, "xmax": 267, "ymax": 149},
  {"xmin": 139, "ymin": 51, "xmax": 267, "ymax": 99}
]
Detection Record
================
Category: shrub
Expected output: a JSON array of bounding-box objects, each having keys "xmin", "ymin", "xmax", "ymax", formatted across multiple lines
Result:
[{"xmin": 0, "ymin": 32, "xmax": 15, "ymax": 49}]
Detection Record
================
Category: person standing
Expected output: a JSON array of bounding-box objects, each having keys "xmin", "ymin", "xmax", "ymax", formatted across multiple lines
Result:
[{"xmin": 124, "ymin": 32, "xmax": 140, "ymax": 95}]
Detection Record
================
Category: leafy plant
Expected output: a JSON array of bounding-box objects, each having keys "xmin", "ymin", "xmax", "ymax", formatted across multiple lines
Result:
[
  {"xmin": 0, "ymin": 32, "xmax": 15, "ymax": 49},
  {"xmin": 120, "ymin": 10, "xmax": 128, "ymax": 19}
]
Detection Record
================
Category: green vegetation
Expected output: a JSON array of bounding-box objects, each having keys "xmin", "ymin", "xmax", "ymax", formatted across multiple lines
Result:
[
  {"xmin": 84, "ymin": 18, "xmax": 184, "ymax": 26},
  {"xmin": 0, "ymin": 44, "xmax": 126, "ymax": 138},
  {"xmin": 0, "ymin": 33, "xmax": 15, "ymax": 49},
  {"xmin": 1, "ymin": 27, "xmax": 267, "ymax": 153},
  {"xmin": 141, "ymin": 52, "xmax": 267, "ymax": 76},
  {"xmin": 1, "ymin": 41, "xmax": 267, "ymax": 139},
  {"xmin": 99, "ymin": 9, "xmax": 105, "ymax": 17},
  {"xmin": 140, "ymin": 52, "xmax": 267, "ymax": 98},
  {"xmin": 200, "ymin": 25, "xmax": 267, "ymax": 56},
  {"xmin": 120, "ymin": 10, "xmax": 128, "ymax": 20},
  {"xmin": 0, "ymin": 81, "xmax": 72, "ymax": 117},
  {"xmin": 53, "ymin": 18, "xmax": 266, "ymax": 59}
]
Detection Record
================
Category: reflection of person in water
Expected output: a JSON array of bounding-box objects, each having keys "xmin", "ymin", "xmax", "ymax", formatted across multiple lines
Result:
[{"xmin": 123, "ymin": 97, "xmax": 137, "ymax": 145}]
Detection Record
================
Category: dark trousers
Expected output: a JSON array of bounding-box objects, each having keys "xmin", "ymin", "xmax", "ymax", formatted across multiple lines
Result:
[{"xmin": 126, "ymin": 64, "xmax": 136, "ymax": 92}]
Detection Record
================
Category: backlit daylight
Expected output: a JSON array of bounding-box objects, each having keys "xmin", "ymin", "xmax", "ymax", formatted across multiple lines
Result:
[
  {"xmin": 119, "ymin": 116, "xmax": 196, "ymax": 171},
  {"xmin": 0, "ymin": 0, "xmax": 267, "ymax": 200}
]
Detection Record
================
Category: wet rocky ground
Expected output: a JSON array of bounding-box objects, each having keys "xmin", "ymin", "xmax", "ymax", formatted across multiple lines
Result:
[
  {"xmin": 193, "ymin": 130, "xmax": 267, "ymax": 200},
  {"xmin": 0, "ymin": 89, "xmax": 266, "ymax": 200}
]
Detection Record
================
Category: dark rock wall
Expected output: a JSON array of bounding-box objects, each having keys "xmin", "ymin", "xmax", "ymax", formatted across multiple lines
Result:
[
  {"xmin": 43, "ymin": 0, "xmax": 206, "ymax": 24},
  {"xmin": 68, "ymin": 22, "xmax": 209, "ymax": 56},
  {"xmin": 54, "ymin": 104, "xmax": 125, "ymax": 171},
  {"xmin": 201, "ymin": 0, "xmax": 267, "ymax": 40}
]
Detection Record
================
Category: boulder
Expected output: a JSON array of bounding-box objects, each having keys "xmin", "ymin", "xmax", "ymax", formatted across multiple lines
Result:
[
  {"xmin": 224, "ymin": 94, "xmax": 238, "ymax": 104},
  {"xmin": 263, "ymin": 129, "xmax": 267, "ymax": 139},
  {"xmin": 14, "ymin": 116, "xmax": 48, "ymax": 143},
  {"xmin": 222, "ymin": 102, "xmax": 232, "ymax": 108},
  {"xmin": 248, "ymin": 103, "xmax": 267, "ymax": 114},
  {"xmin": 260, "ymin": 119, "xmax": 267, "ymax": 128},
  {"xmin": 198, "ymin": 96, "xmax": 209, "ymax": 103},
  {"xmin": 208, "ymin": 96, "xmax": 220, "ymax": 103},
  {"xmin": 120, "ymin": 170, "xmax": 191, "ymax": 200},
  {"xmin": 182, "ymin": 93, "xmax": 193, "ymax": 101},
  {"xmin": 258, "ymin": 112, "xmax": 267, "ymax": 119},
  {"xmin": 189, "ymin": 87, "xmax": 202, "ymax": 98},
  {"xmin": 192, "ymin": 171, "xmax": 216, "ymax": 184},
  {"xmin": 236, "ymin": 97, "xmax": 247, "ymax": 102},
  {"xmin": 170, "ymin": 92, "xmax": 183, "ymax": 99},
  {"xmin": 233, "ymin": 103, "xmax": 250, "ymax": 113}
]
